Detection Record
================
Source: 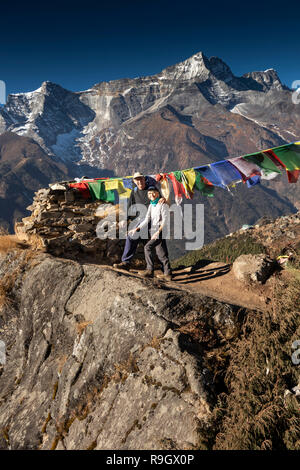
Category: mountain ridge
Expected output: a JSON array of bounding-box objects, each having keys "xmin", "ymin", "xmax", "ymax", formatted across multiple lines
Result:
[
  {"xmin": 0, "ymin": 51, "xmax": 299, "ymax": 242},
  {"xmin": 0, "ymin": 51, "xmax": 295, "ymax": 170}
]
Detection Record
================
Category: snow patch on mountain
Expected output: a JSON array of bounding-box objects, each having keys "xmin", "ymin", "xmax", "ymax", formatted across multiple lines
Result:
[
  {"xmin": 12, "ymin": 86, "xmax": 42, "ymax": 97},
  {"xmin": 51, "ymin": 128, "xmax": 82, "ymax": 162}
]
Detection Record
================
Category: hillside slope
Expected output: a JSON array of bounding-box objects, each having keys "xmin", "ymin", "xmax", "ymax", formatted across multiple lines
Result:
[{"xmin": 0, "ymin": 132, "xmax": 69, "ymax": 231}]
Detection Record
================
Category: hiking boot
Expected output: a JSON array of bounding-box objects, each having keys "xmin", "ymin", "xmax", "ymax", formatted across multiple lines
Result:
[
  {"xmin": 156, "ymin": 272, "xmax": 173, "ymax": 281},
  {"xmin": 155, "ymin": 271, "xmax": 165, "ymax": 278},
  {"xmin": 139, "ymin": 270, "xmax": 154, "ymax": 278},
  {"xmin": 113, "ymin": 262, "xmax": 131, "ymax": 271}
]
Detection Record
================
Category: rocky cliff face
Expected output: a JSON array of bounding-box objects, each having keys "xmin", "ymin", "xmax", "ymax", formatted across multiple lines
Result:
[{"xmin": 0, "ymin": 250, "xmax": 246, "ymax": 450}]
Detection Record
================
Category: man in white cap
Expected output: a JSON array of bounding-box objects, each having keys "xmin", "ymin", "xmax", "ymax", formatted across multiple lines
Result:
[{"xmin": 113, "ymin": 172, "xmax": 165, "ymax": 270}]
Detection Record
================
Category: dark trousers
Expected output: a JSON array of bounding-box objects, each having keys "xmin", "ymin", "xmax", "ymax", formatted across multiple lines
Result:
[
  {"xmin": 144, "ymin": 238, "xmax": 171, "ymax": 275},
  {"xmin": 121, "ymin": 235, "xmax": 147, "ymax": 263}
]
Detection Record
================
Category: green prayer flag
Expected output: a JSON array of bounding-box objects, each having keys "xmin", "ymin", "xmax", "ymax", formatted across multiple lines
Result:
[
  {"xmin": 172, "ymin": 170, "xmax": 183, "ymax": 183},
  {"xmin": 194, "ymin": 172, "xmax": 214, "ymax": 197},
  {"xmin": 243, "ymin": 152, "xmax": 281, "ymax": 174},
  {"xmin": 272, "ymin": 144, "xmax": 300, "ymax": 170},
  {"xmin": 88, "ymin": 182, "xmax": 115, "ymax": 203}
]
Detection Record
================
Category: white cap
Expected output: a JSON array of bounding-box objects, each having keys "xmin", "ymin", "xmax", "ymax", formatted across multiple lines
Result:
[{"xmin": 133, "ymin": 172, "xmax": 144, "ymax": 179}]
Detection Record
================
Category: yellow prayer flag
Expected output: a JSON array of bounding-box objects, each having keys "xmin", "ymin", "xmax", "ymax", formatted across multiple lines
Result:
[
  {"xmin": 182, "ymin": 169, "xmax": 196, "ymax": 193},
  {"xmin": 104, "ymin": 179, "xmax": 120, "ymax": 191},
  {"xmin": 117, "ymin": 181, "xmax": 131, "ymax": 198}
]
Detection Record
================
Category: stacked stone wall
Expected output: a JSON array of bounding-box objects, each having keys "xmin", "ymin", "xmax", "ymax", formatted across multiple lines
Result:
[{"xmin": 15, "ymin": 186, "xmax": 144, "ymax": 265}]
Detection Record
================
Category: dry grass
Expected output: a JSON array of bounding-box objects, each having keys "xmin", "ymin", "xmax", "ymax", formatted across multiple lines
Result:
[
  {"xmin": 201, "ymin": 274, "xmax": 300, "ymax": 450},
  {"xmin": 0, "ymin": 246, "xmax": 39, "ymax": 312},
  {"xmin": 76, "ymin": 321, "xmax": 93, "ymax": 337},
  {"xmin": 0, "ymin": 271, "xmax": 17, "ymax": 309},
  {"xmin": 172, "ymin": 233, "xmax": 266, "ymax": 268},
  {"xmin": 0, "ymin": 235, "xmax": 29, "ymax": 254}
]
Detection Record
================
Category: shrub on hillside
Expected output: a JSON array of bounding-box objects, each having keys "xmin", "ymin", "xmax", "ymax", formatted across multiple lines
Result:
[{"xmin": 172, "ymin": 233, "xmax": 266, "ymax": 268}]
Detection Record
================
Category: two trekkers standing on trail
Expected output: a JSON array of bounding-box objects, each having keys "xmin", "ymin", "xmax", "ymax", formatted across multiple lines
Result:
[{"xmin": 113, "ymin": 172, "xmax": 172, "ymax": 281}]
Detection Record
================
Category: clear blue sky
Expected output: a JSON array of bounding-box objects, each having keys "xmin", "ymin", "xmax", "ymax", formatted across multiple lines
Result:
[{"xmin": 1, "ymin": 0, "xmax": 300, "ymax": 95}]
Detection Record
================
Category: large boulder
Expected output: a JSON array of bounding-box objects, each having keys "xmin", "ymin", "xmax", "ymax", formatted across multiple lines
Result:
[{"xmin": 232, "ymin": 253, "xmax": 275, "ymax": 284}]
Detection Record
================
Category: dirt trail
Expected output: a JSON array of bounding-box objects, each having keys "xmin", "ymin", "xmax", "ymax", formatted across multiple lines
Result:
[
  {"xmin": 100, "ymin": 261, "xmax": 271, "ymax": 312},
  {"xmin": 171, "ymin": 262, "xmax": 271, "ymax": 311}
]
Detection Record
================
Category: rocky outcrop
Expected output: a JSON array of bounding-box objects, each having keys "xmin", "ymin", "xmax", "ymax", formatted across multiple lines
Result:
[
  {"xmin": 0, "ymin": 250, "xmax": 247, "ymax": 450},
  {"xmin": 229, "ymin": 211, "xmax": 300, "ymax": 256},
  {"xmin": 232, "ymin": 254, "xmax": 275, "ymax": 284}
]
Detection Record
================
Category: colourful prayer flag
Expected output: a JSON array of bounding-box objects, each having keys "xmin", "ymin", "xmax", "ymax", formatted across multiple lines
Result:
[
  {"xmin": 210, "ymin": 161, "xmax": 242, "ymax": 186},
  {"xmin": 169, "ymin": 171, "xmax": 192, "ymax": 199},
  {"xmin": 243, "ymin": 152, "xmax": 281, "ymax": 180},
  {"xmin": 88, "ymin": 181, "xmax": 115, "ymax": 203},
  {"xmin": 168, "ymin": 172, "xmax": 185, "ymax": 205},
  {"xmin": 159, "ymin": 176, "xmax": 171, "ymax": 204},
  {"xmin": 194, "ymin": 165, "xmax": 226, "ymax": 188},
  {"xmin": 287, "ymin": 169, "xmax": 300, "ymax": 183},
  {"xmin": 271, "ymin": 143, "xmax": 300, "ymax": 171},
  {"xmin": 194, "ymin": 172, "xmax": 214, "ymax": 197},
  {"xmin": 105, "ymin": 179, "xmax": 120, "ymax": 191},
  {"xmin": 117, "ymin": 181, "xmax": 132, "ymax": 198},
  {"xmin": 246, "ymin": 175, "xmax": 261, "ymax": 188},
  {"xmin": 229, "ymin": 156, "xmax": 261, "ymax": 180},
  {"xmin": 182, "ymin": 169, "xmax": 197, "ymax": 193},
  {"xmin": 172, "ymin": 171, "xmax": 183, "ymax": 183},
  {"xmin": 69, "ymin": 182, "xmax": 91, "ymax": 199},
  {"xmin": 181, "ymin": 170, "xmax": 195, "ymax": 198},
  {"xmin": 122, "ymin": 178, "xmax": 134, "ymax": 189}
]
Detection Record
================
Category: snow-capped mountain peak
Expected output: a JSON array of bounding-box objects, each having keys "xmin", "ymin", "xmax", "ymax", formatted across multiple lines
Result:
[
  {"xmin": 159, "ymin": 51, "xmax": 210, "ymax": 81},
  {"xmin": 0, "ymin": 52, "xmax": 294, "ymax": 172}
]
